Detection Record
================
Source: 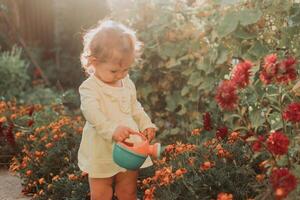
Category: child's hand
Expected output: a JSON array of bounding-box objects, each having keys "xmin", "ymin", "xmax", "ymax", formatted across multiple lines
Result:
[
  {"xmin": 112, "ymin": 126, "xmax": 139, "ymax": 142},
  {"xmin": 143, "ymin": 128, "xmax": 157, "ymax": 141}
]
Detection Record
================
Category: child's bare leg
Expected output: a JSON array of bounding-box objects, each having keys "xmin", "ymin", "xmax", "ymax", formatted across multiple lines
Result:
[
  {"xmin": 115, "ymin": 170, "xmax": 138, "ymax": 200},
  {"xmin": 88, "ymin": 176, "xmax": 114, "ymax": 200}
]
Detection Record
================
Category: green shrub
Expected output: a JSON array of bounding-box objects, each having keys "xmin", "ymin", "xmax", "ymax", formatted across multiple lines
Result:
[{"xmin": 0, "ymin": 47, "xmax": 30, "ymax": 99}]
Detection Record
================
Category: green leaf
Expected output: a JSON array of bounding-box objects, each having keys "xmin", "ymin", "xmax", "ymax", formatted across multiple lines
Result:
[
  {"xmin": 178, "ymin": 105, "xmax": 187, "ymax": 115},
  {"xmin": 249, "ymin": 109, "xmax": 264, "ymax": 129},
  {"xmin": 140, "ymin": 85, "xmax": 153, "ymax": 98},
  {"xmin": 277, "ymin": 156, "xmax": 288, "ymax": 167},
  {"xmin": 217, "ymin": 11, "xmax": 239, "ymax": 38},
  {"xmin": 198, "ymin": 77, "xmax": 215, "ymax": 91},
  {"xmin": 292, "ymin": 164, "xmax": 300, "ymax": 178},
  {"xmin": 238, "ymin": 8, "xmax": 262, "ymax": 26},
  {"xmin": 248, "ymin": 41, "xmax": 269, "ymax": 59},
  {"xmin": 181, "ymin": 86, "xmax": 190, "ymax": 96},
  {"xmin": 187, "ymin": 71, "xmax": 202, "ymax": 86},
  {"xmin": 170, "ymin": 127, "xmax": 180, "ymax": 135},
  {"xmin": 233, "ymin": 27, "xmax": 257, "ymax": 39},
  {"xmin": 216, "ymin": 46, "xmax": 229, "ymax": 65},
  {"xmin": 166, "ymin": 96, "xmax": 178, "ymax": 112}
]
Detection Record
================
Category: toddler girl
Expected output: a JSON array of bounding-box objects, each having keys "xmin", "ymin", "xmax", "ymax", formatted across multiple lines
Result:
[{"xmin": 77, "ymin": 19, "xmax": 157, "ymax": 200}]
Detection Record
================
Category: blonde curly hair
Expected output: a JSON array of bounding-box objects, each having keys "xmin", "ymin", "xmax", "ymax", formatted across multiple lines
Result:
[{"xmin": 80, "ymin": 19, "xmax": 142, "ymax": 74}]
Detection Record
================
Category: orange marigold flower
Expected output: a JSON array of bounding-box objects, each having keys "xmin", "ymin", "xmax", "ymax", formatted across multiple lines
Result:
[
  {"xmin": 200, "ymin": 161, "xmax": 214, "ymax": 171},
  {"xmin": 175, "ymin": 168, "xmax": 187, "ymax": 177},
  {"xmin": 68, "ymin": 174, "xmax": 78, "ymax": 181},
  {"xmin": 275, "ymin": 188, "xmax": 286, "ymax": 200},
  {"xmin": 256, "ymin": 174, "xmax": 265, "ymax": 182},
  {"xmin": 229, "ymin": 131, "xmax": 239, "ymax": 141},
  {"xmin": 53, "ymin": 134, "xmax": 60, "ymax": 141},
  {"xmin": 26, "ymin": 170, "xmax": 32, "ymax": 176},
  {"xmin": 217, "ymin": 192, "xmax": 233, "ymax": 200},
  {"xmin": 28, "ymin": 135, "xmax": 36, "ymax": 141},
  {"xmin": 217, "ymin": 148, "xmax": 231, "ymax": 158},
  {"xmin": 188, "ymin": 157, "xmax": 196, "ymax": 166},
  {"xmin": 38, "ymin": 189, "xmax": 44, "ymax": 195},
  {"xmin": 81, "ymin": 172, "xmax": 88, "ymax": 177},
  {"xmin": 142, "ymin": 177, "xmax": 152, "ymax": 186},
  {"xmin": 52, "ymin": 175, "xmax": 60, "ymax": 181},
  {"xmin": 216, "ymin": 144, "xmax": 223, "ymax": 150},
  {"xmin": 144, "ymin": 186, "xmax": 156, "ymax": 200},
  {"xmin": 77, "ymin": 127, "xmax": 83, "ymax": 133},
  {"xmin": 15, "ymin": 132, "xmax": 23, "ymax": 139},
  {"xmin": 191, "ymin": 128, "xmax": 202, "ymax": 136},
  {"xmin": 0, "ymin": 116, "xmax": 7, "ymax": 123},
  {"xmin": 10, "ymin": 113, "xmax": 17, "ymax": 120},
  {"xmin": 34, "ymin": 151, "xmax": 44, "ymax": 158},
  {"xmin": 259, "ymin": 160, "xmax": 269, "ymax": 170},
  {"xmin": 45, "ymin": 143, "xmax": 54, "ymax": 149},
  {"xmin": 60, "ymin": 132, "xmax": 67, "ymax": 138},
  {"xmin": 38, "ymin": 178, "xmax": 45, "ymax": 184}
]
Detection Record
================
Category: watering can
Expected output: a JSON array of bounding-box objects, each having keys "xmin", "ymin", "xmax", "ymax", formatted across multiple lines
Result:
[{"xmin": 113, "ymin": 132, "xmax": 161, "ymax": 170}]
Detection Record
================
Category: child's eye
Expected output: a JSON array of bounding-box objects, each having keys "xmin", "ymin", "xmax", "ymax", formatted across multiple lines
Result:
[{"xmin": 111, "ymin": 70, "xmax": 117, "ymax": 73}]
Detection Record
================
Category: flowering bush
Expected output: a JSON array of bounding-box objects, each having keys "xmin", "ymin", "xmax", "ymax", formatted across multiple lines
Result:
[
  {"xmin": 141, "ymin": 54, "xmax": 300, "ymax": 199},
  {"xmin": 0, "ymin": 100, "xmax": 89, "ymax": 200}
]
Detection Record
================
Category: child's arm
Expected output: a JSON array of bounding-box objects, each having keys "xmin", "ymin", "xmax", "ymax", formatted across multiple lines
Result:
[
  {"xmin": 128, "ymin": 78, "xmax": 158, "ymax": 134},
  {"xmin": 79, "ymin": 83, "xmax": 119, "ymax": 142}
]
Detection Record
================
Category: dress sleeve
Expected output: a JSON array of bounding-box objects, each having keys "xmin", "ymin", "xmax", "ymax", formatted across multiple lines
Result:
[
  {"xmin": 79, "ymin": 82, "xmax": 118, "ymax": 142},
  {"xmin": 128, "ymin": 78, "xmax": 157, "ymax": 132}
]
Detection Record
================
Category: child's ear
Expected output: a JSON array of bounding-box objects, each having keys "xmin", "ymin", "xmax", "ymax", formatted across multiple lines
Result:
[{"xmin": 88, "ymin": 56, "xmax": 98, "ymax": 66}]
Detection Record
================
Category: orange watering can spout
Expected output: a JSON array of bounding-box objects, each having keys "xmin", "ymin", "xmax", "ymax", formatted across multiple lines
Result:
[{"xmin": 118, "ymin": 132, "xmax": 161, "ymax": 159}]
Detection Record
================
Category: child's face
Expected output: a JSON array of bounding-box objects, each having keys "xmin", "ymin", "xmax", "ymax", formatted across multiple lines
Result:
[{"xmin": 94, "ymin": 61, "xmax": 130, "ymax": 84}]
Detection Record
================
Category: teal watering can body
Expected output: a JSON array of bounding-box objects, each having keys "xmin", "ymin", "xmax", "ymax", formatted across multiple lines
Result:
[{"xmin": 113, "ymin": 132, "xmax": 161, "ymax": 170}]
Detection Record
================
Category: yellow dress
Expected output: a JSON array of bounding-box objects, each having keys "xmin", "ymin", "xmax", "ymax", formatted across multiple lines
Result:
[{"xmin": 77, "ymin": 74, "xmax": 156, "ymax": 178}]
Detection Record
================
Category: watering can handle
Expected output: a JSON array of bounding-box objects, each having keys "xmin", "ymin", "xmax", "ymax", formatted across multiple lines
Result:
[
  {"xmin": 130, "ymin": 131, "xmax": 148, "ymax": 140},
  {"xmin": 119, "ymin": 131, "xmax": 148, "ymax": 146}
]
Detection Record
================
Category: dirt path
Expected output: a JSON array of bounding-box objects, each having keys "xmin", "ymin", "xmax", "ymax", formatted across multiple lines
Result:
[{"xmin": 0, "ymin": 168, "xmax": 31, "ymax": 200}]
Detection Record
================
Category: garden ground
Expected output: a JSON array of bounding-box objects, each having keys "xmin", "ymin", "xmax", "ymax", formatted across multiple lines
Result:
[{"xmin": 0, "ymin": 168, "xmax": 31, "ymax": 200}]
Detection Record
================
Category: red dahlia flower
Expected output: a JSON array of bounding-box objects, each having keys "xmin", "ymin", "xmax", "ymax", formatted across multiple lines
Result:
[
  {"xmin": 251, "ymin": 135, "xmax": 265, "ymax": 152},
  {"xmin": 260, "ymin": 54, "xmax": 278, "ymax": 85},
  {"xmin": 264, "ymin": 53, "xmax": 277, "ymax": 64},
  {"xmin": 203, "ymin": 112, "xmax": 212, "ymax": 131},
  {"xmin": 276, "ymin": 57, "xmax": 297, "ymax": 83},
  {"xmin": 270, "ymin": 168, "xmax": 297, "ymax": 199},
  {"xmin": 216, "ymin": 126, "xmax": 228, "ymax": 139},
  {"xmin": 266, "ymin": 132, "xmax": 289, "ymax": 155},
  {"xmin": 231, "ymin": 60, "xmax": 253, "ymax": 88},
  {"xmin": 215, "ymin": 80, "xmax": 238, "ymax": 110},
  {"xmin": 260, "ymin": 54, "xmax": 298, "ymax": 85},
  {"xmin": 283, "ymin": 102, "xmax": 300, "ymax": 123}
]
